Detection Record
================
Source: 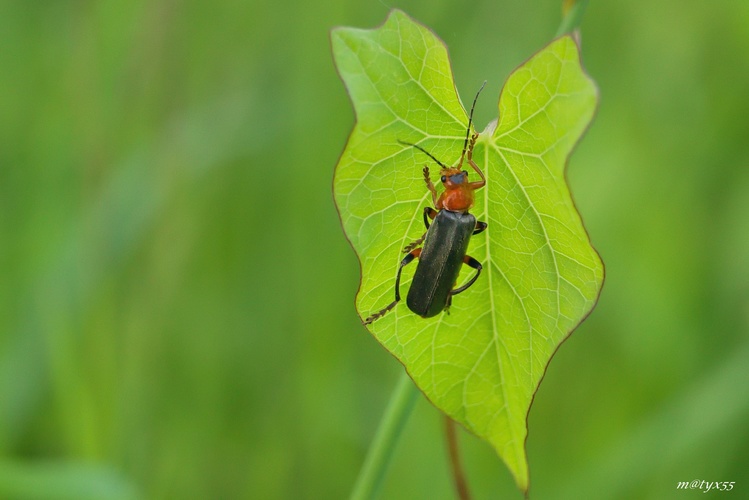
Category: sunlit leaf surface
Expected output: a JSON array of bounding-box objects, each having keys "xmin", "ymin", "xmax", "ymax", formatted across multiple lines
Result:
[{"xmin": 332, "ymin": 10, "xmax": 602, "ymax": 491}]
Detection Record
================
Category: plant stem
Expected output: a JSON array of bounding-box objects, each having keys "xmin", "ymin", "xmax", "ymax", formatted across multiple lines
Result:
[
  {"xmin": 555, "ymin": 0, "xmax": 590, "ymax": 37},
  {"xmin": 445, "ymin": 416, "xmax": 471, "ymax": 500},
  {"xmin": 350, "ymin": 369, "xmax": 419, "ymax": 500}
]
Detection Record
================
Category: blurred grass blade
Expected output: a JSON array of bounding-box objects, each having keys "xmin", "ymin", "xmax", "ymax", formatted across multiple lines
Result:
[
  {"xmin": 350, "ymin": 370, "xmax": 419, "ymax": 500},
  {"xmin": 0, "ymin": 94, "xmax": 255, "ymax": 448},
  {"xmin": 0, "ymin": 460, "xmax": 139, "ymax": 500}
]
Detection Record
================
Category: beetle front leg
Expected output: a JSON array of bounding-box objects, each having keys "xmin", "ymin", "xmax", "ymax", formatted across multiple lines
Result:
[
  {"xmin": 450, "ymin": 255, "xmax": 482, "ymax": 296},
  {"xmin": 466, "ymin": 133, "xmax": 486, "ymax": 190},
  {"xmin": 423, "ymin": 166, "xmax": 439, "ymax": 206},
  {"xmin": 363, "ymin": 248, "xmax": 422, "ymax": 325}
]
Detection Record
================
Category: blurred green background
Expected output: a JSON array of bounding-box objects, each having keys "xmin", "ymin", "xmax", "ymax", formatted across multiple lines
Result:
[{"xmin": 2, "ymin": 1, "xmax": 748, "ymax": 499}]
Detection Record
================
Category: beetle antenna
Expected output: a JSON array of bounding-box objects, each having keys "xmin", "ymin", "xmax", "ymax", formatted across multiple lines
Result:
[
  {"xmin": 398, "ymin": 140, "xmax": 449, "ymax": 169},
  {"xmin": 459, "ymin": 81, "xmax": 487, "ymax": 166}
]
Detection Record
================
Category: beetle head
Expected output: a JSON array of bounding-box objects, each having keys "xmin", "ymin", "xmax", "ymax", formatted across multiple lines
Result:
[{"xmin": 440, "ymin": 167, "xmax": 469, "ymax": 188}]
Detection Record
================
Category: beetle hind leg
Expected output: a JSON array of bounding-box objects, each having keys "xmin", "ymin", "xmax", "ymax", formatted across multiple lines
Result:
[
  {"xmin": 363, "ymin": 248, "xmax": 421, "ymax": 325},
  {"xmin": 363, "ymin": 301, "xmax": 397, "ymax": 325},
  {"xmin": 450, "ymin": 255, "xmax": 483, "ymax": 296},
  {"xmin": 441, "ymin": 256, "xmax": 482, "ymax": 315}
]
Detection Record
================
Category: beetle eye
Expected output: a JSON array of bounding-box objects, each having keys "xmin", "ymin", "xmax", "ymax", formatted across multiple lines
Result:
[
  {"xmin": 463, "ymin": 170, "xmax": 468, "ymax": 176},
  {"xmin": 440, "ymin": 175, "xmax": 447, "ymax": 183}
]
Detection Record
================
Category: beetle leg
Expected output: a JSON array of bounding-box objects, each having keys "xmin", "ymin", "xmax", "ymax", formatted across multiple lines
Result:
[
  {"xmin": 423, "ymin": 166, "xmax": 439, "ymax": 206},
  {"xmin": 473, "ymin": 221, "xmax": 487, "ymax": 235},
  {"xmin": 423, "ymin": 206, "xmax": 438, "ymax": 230},
  {"xmin": 444, "ymin": 293, "xmax": 453, "ymax": 315},
  {"xmin": 363, "ymin": 248, "xmax": 422, "ymax": 325},
  {"xmin": 450, "ymin": 255, "xmax": 482, "ymax": 296},
  {"xmin": 466, "ymin": 133, "xmax": 486, "ymax": 190},
  {"xmin": 403, "ymin": 234, "xmax": 425, "ymax": 253},
  {"xmin": 403, "ymin": 207, "xmax": 438, "ymax": 253}
]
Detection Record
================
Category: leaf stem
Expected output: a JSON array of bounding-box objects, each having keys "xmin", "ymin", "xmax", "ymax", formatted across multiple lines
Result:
[
  {"xmin": 350, "ymin": 369, "xmax": 419, "ymax": 500},
  {"xmin": 555, "ymin": 0, "xmax": 590, "ymax": 37},
  {"xmin": 445, "ymin": 416, "xmax": 471, "ymax": 500}
]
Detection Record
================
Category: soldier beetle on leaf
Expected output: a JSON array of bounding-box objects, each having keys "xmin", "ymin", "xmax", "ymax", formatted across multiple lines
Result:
[{"xmin": 364, "ymin": 82, "xmax": 488, "ymax": 325}]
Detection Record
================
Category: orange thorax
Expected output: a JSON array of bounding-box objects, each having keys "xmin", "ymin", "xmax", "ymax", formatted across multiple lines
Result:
[{"xmin": 439, "ymin": 184, "xmax": 474, "ymax": 212}]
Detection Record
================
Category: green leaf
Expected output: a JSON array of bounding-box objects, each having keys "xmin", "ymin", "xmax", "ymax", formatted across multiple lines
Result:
[{"xmin": 332, "ymin": 10, "xmax": 602, "ymax": 493}]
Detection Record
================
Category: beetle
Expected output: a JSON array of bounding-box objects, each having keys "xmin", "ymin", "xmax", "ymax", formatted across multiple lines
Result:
[{"xmin": 364, "ymin": 83, "xmax": 488, "ymax": 325}]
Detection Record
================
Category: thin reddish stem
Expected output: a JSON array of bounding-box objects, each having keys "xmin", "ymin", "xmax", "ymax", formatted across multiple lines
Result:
[{"xmin": 445, "ymin": 416, "xmax": 471, "ymax": 500}]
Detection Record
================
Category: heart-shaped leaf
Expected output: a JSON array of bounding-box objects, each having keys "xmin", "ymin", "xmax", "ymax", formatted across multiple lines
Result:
[{"xmin": 332, "ymin": 10, "xmax": 602, "ymax": 492}]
